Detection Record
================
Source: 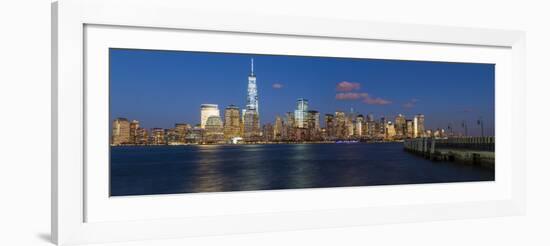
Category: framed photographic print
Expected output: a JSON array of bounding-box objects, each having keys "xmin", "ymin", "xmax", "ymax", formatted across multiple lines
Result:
[{"xmin": 52, "ymin": 0, "xmax": 526, "ymax": 245}]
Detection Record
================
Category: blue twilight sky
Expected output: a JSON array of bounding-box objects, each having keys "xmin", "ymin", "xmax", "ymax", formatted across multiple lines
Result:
[{"xmin": 110, "ymin": 48, "xmax": 495, "ymax": 136}]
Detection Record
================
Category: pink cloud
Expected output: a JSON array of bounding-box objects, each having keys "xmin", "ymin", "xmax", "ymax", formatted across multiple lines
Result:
[
  {"xmin": 336, "ymin": 81, "xmax": 361, "ymax": 91},
  {"xmin": 335, "ymin": 92, "xmax": 391, "ymax": 105},
  {"xmin": 272, "ymin": 83, "xmax": 284, "ymax": 89},
  {"xmin": 335, "ymin": 92, "xmax": 369, "ymax": 100},
  {"xmin": 363, "ymin": 97, "xmax": 392, "ymax": 105}
]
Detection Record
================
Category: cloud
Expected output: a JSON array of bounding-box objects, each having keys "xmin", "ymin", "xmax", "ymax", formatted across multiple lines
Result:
[
  {"xmin": 402, "ymin": 98, "xmax": 419, "ymax": 109},
  {"xmin": 336, "ymin": 81, "xmax": 361, "ymax": 91},
  {"xmin": 272, "ymin": 83, "xmax": 284, "ymax": 89},
  {"xmin": 335, "ymin": 92, "xmax": 369, "ymax": 100},
  {"xmin": 335, "ymin": 92, "xmax": 391, "ymax": 105},
  {"xmin": 363, "ymin": 96, "xmax": 392, "ymax": 105}
]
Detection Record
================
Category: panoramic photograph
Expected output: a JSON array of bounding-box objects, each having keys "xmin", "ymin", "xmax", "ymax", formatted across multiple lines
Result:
[{"xmin": 109, "ymin": 48, "xmax": 495, "ymax": 196}]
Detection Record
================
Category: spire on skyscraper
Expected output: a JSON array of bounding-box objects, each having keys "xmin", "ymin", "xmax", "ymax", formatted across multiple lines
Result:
[{"xmin": 251, "ymin": 58, "xmax": 254, "ymax": 75}]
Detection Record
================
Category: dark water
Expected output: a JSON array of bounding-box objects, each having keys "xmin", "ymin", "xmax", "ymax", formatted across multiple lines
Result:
[{"xmin": 110, "ymin": 143, "xmax": 494, "ymax": 196}]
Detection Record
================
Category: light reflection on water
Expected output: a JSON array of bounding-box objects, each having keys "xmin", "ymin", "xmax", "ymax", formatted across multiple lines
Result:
[{"xmin": 110, "ymin": 143, "xmax": 494, "ymax": 196}]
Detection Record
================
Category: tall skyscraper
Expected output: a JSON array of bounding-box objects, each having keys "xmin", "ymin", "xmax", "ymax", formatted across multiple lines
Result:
[
  {"xmin": 335, "ymin": 111, "xmax": 347, "ymax": 139},
  {"xmin": 395, "ymin": 114, "xmax": 406, "ymax": 137},
  {"xmin": 355, "ymin": 114, "xmax": 364, "ymax": 137},
  {"xmin": 274, "ymin": 116, "xmax": 283, "ymax": 140},
  {"xmin": 243, "ymin": 59, "xmax": 261, "ymax": 141},
  {"xmin": 284, "ymin": 112, "xmax": 295, "ymax": 141},
  {"xmin": 224, "ymin": 105, "xmax": 241, "ymax": 140},
  {"xmin": 129, "ymin": 120, "xmax": 140, "ymax": 144},
  {"xmin": 246, "ymin": 58, "xmax": 259, "ymax": 112},
  {"xmin": 413, "ymin": 114, "xmax": 425, "ymax": 138},
  {"xmin": 306, "ymin": 110, "xmax": 320, "ymax": 140},
  {"xmin": 385, "ymin": 121, "xmax": 396, "ymax": 139},
  {"xmin": 112, "ymin": 118, "xmax": 130, "ymax": 145},
  {"xmin": 200, "ymin": 104, "xmax": 220, "ymax": 129},
  {"xmin": 324, "ymin": 114, "xmax": 335, "ymax": 139},
  {"xmin": 294, "ymin": 98, "xmax": 309, "ymax": 128}
]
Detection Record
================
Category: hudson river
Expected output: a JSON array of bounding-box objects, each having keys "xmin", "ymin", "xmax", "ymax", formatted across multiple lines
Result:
[{"xmin": 110, "ymin": 143, "xmax": 494, "ymax": 196}]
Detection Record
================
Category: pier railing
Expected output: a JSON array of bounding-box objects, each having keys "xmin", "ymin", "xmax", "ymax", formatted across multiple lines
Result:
[
  {"xmin": 404, "ymin": 137, "xmax": 495, "ymax": 153},
  {"xmin": 403, "ymin": 137, "xmax": 495, "ymax": 168}
]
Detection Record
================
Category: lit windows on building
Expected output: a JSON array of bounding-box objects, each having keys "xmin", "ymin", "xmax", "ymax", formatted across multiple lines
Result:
[
  {"xmin": 112, "ymin": 118, "xmax": 130, "ymax": 145},
  {"xmin": 294, "ymin": 98, "xmax": 309, "ymax": 128},
  {"xmin": 200, "ymin": 104, "xmax": 220, "ymax": 129},
  {"xmin": 205, "ymin": 116, "xmax": 224, "ymax": 143},
  {"xmin": 151, "ymin": 128, "xmax": 165, "ymax": 145},
  {"xmin": 224, "ymin": 105, "xmax": 241, "ymax": 140}
]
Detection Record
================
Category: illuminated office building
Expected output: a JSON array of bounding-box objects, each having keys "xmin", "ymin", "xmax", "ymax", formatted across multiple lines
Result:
[
  {"xmin": 294, "ymin": 98, "xmax": 309, "ymax": 128},
  {"xmin": 128, "ymin": 120, "xmax": 139, "ymax": 144},
  {"xmin": 284, "ymin": 112, "xmax": 295, "ymax": 141},
  {"xmin": 224, "ymin": 105, "xmax": 241, "ymax": 140},
  {"xmin": 324, "ymin": 114, "xmax": 335, "ymax": 139},
  {"xmin": 274, "ymin": 116, "xmax": 283, "ymax": 140},
  {"xmin": 395, "ymin": 114, "xmax": 406, "ymax": 137},
  {"xmin": 406, "ymin": 120, "xmax": 414, "ymax": 138},
  {"xmin": 185, "ymin": 126, "xmax": 204, "ymax": 144},
  {"xmin": 175, "ymin": 123, "xmax": 191, "ymax": 143},
  {"xmin": 335, "ymin": 111, "xmax": 347, "ymax": 139},
  {"xmin": 200, "ymin": 104, "xmax": 220, "ymax": 129},
  {"xmin": 135, "ymin": 128, "xmax": 148, "ymax": 145},
  {"xmin": 205, "ymin": 116, "xmax": 224, "ymax": 143},
  {"xmin": 355, "ymin": 114, "xmax": 364, "ymax": 137},
  {"xmin": 385, "ymin": 121, "xmax": 396, "ymax": 139},
  {"xmin": 262, "ymin": 123, "xmax": 274, "ymax": 142},
  {"xmin": 112, "ymin": 118, "xmax": 130, "ymax": 145},
  {"xmin": 151, "ymin": 128, "xmax": 165, "ymax": 145},
  {"xmin": 306, "ymin": 110, "xmax": 320, "ymax": 140},
  {"xmin": 413, "ymin": 114, "xmax": 425, "ymax": 138}
]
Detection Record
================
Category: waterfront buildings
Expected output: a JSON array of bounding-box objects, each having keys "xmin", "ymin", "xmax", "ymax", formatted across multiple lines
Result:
[
  {"xmin": 204, "ymin": 116, "xmax": 224, "ymax": 143},
  {"xmin": 262, "ymin": 123, "xmax": 274, "ymax": 142},
  {"xmin": 129, "ymin": 120, "xmax": 139, "ymax": 144},
  {"xmin": 355, "ymin": 114, "xmax": 364, "ymax": 137},
  {"xmin": 200, "ymin": 104, "xmax": 220, "ymax": 129},
  {"xmin": 294, "ymin": 98, "xmax": 309, "ymax": 128},
  {"xmin": 112, "ymin": 118, "xmax": 130, "ymax": 145},
  {"xmin": 175, "ymin": 123, "xmax": 191, "ymax": 143},
  {"xmin": 223, "ymin": 105, "xmax": 241, "ymax": 141},
  {"xmin": 111, "ymin": 110, "xmax": 438, "ymax": 145},
  {"xmin": 385, "ymin": 121, "xmax": 396, "ymax": 139},
  {"xmin": 406, "ymin": 120, "xmax": 414, "ymax": 138},
  {"xmin": 413, "ymin": 114, "xmax": 425, "ymax": 138},
  {"xmin": 274, "ymin": 116, "xmax": 283, "ymax": 141},
  {"xmin": 151, "ymin": 128, "xmax": 165, "ymax": 145},
  {"xmin": 135, "ymin": 127, "xmax": 148, "ymax": 145},
  {"xmin": 395, "ymin": 114, "xmax": 406, "ymax": 137},
  {"xmin": 324, "ymin": 114, "xmax": 335, "ymax": 139},
  {"xmin": 307, "ymin": 110, "xmax": 320, "ymax": 140},
  {"xmin": 334, "ymin": 111, "xmax": 347, "ymax": 139}
]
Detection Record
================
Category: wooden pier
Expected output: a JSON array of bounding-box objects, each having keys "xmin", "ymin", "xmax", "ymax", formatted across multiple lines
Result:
[{"xmin": 403, "ymin": 137, "xmax": 495, "ymax": 169}]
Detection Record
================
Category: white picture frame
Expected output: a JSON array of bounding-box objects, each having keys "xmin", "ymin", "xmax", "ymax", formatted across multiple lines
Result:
[{"xmin": 52, "ymin": 0, "xmax": 526, "ymax": 245}]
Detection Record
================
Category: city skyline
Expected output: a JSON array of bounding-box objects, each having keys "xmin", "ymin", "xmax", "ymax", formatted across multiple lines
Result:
[{"xmin": 110, "ymin": 48, "xmax": 495, "ymax": 136}]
